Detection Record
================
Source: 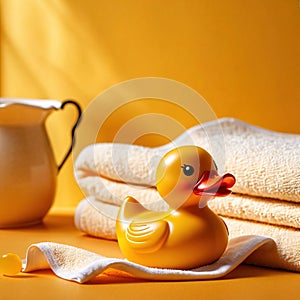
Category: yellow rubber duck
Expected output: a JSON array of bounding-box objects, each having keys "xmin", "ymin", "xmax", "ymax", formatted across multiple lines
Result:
[{"xmin": 116, "ymin": 146, "xmax": 236, "ymax": 269}]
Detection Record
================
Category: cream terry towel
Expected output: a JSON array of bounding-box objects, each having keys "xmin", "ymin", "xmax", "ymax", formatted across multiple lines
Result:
[
  {"xmin": 76, "ymin": 176, "xmax": 300, "ymax": 230},
  {"xmin": 75, "ymin": 118, "xmax": 300, "ymax": 202},
  {"xmin": 74, "ymin": 118, "xmax": 300, "ymax": 272}
]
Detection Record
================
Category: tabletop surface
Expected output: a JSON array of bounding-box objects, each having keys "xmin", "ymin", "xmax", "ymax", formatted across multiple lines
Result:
[{"xmin": 0, "ymin": 208, "xmax": 299, "ymax": 300}]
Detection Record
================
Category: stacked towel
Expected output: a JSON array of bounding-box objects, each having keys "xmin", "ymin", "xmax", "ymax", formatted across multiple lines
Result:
[{"xmin": 74, "ymin": 118, "xmax": 300, "ymax": 272}]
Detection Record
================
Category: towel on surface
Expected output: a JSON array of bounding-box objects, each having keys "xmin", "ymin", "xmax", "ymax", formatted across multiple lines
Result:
[
  {"xmin": 74, "ymin": 118, "xmax": 300, "ymax": 272},
  {"xmin": 22, "ymin": 235, "xmax": 274, "ymax": 283}
]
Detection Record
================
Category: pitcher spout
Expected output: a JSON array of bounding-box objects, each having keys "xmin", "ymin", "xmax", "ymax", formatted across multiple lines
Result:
[{"xmin": 0, "ymin": 98, "xmax": 62, "ymax": 126}]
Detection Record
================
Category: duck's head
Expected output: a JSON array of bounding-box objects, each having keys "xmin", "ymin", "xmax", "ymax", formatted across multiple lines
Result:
[{"xmin": 156, "ymin": 146, "xmax": 235, "ymax": 209}]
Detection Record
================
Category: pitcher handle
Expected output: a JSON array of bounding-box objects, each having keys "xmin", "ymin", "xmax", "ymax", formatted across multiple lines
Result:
[{"xmin": 57, "ymin": 100, "xmax": 82, "ymax": 172}]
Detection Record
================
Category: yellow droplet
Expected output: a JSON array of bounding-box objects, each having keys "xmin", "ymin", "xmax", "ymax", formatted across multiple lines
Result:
[{"xmin": 0, "ymin": 253, "xmax": 22, "ymax": 276}]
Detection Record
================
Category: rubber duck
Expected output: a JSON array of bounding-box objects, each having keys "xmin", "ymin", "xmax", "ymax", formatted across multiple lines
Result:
[{"xmin": 116, "ymin": 146, "xmax": 236, "ymax": 269}]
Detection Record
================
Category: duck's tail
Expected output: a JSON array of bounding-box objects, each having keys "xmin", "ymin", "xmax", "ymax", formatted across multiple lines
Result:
[{"xmin": 117, "ymin": 196, "xmax": 148, "ymax": 224}]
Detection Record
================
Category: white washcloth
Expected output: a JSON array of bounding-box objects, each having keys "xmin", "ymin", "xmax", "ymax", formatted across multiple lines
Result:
[{"xmin": 22, "ymin": 235, "xmax": 273, "ymax": 283}]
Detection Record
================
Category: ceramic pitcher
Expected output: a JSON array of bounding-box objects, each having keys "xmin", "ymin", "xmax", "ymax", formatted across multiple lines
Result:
[{"xmin": 0, "ymin": 98, "xmax": 81, "ymax": 228}]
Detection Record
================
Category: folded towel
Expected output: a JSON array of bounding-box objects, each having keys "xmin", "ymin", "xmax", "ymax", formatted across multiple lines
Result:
[
  {"xmin": 75, "ymin": 118, "xmax": 300, "ymax": 202},
  {"xmin": 210, "ymin": 194, "xmax": 300, "ymax": 229},
  {"xmin": 76, "ymin": 175, "xmax": 300, "ymax": 229},
  {"xmin": 75, "ymin": 198, "xmax": 300, "ymax": 272},
  {"xmin": 223, "ymin": 217, "xmax": 300, "ymax": 272},
  {"xmin": 22, "ymin": 235, "xmax": 274, "ymax": 283}
]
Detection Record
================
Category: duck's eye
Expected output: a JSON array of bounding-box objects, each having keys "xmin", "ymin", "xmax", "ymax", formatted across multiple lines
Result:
[{"xmin": 181, "ymin": 164, "xmax": 194, "ymax": 176}]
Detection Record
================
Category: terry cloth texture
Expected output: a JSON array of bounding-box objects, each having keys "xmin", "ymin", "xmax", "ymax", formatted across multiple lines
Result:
[
  {"xmin": 75, "ymin": 118, "xmax": 300, "ymax": 201},
  {"xmin": 22, "ymin": 235, "xmax": 274, "ymax": 283}
]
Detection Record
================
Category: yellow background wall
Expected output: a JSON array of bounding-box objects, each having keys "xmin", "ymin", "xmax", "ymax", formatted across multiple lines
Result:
[{"xmin": 1, "ymin": 0, "xmax": 299, "ymax": 208}]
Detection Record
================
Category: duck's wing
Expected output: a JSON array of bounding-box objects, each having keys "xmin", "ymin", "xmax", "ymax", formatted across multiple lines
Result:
[
  {"xmin": 118, "ymin": 196, "xmax": 170, "ymax": 253},
  {"xmin": 126, "ymin": 219, "xmax": 170, "ymax": 253}
]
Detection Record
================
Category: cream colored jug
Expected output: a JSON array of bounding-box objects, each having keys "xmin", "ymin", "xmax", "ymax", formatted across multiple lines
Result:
[{"xmin": 0, "ymin": 98, "xmax": 81, "ymax": 228}]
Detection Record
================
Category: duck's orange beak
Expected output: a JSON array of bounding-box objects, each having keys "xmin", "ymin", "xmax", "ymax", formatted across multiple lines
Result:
[{"xmin": 193, "ymin": 170, "xmax": 236, "ymax": 197}]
